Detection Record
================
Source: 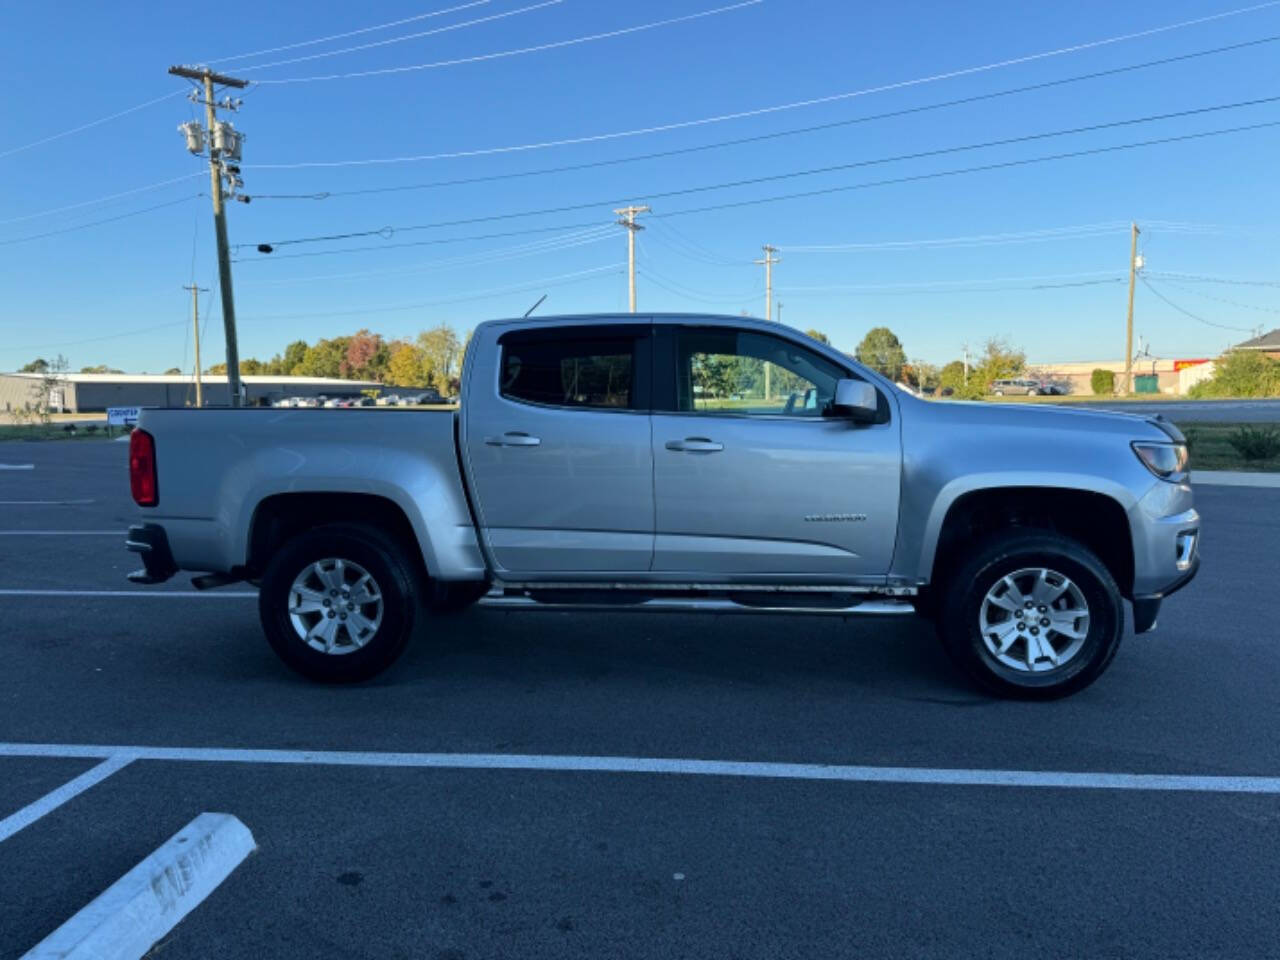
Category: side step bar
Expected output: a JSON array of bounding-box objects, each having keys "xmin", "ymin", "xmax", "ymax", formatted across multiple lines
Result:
[{"xmin": 476, "ymin": 593, "xmax": 916, "ymax": 616}]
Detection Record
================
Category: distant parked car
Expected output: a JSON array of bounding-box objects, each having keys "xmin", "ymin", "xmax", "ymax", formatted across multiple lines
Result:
[
  {"xmin": 398, "ymin": 390, "xmax": 443, "ymax": 405},
  {"xmin": 376, "ymin": 394, "xmax": 399, "ymax": 406},
  {"xmin": 989, "ymin": 378, "xmax": 1058, "ymax": 397},
  {"xmin": 354, "ymin": 397, "xmax": 376, "ymax": 407}
]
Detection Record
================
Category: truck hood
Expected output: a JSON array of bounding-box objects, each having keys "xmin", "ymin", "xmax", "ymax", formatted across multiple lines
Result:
[{"xmin": 905, "ymin": 397, "xmax": 1184, "ymax": 442}]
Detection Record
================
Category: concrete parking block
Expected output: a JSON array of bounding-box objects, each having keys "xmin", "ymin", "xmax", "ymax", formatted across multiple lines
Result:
[{"xmin": 21, "ymin": 812, "xmax": 255, "ymax": 960}]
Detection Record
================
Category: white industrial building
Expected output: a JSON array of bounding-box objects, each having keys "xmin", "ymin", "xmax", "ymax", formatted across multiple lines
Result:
[{"xmin": 0, "ymin": 372, "xmax": 380, "ymax": 414}]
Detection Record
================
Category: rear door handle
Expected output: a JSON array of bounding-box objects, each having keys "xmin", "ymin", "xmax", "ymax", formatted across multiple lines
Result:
[
  {"xmin": 485, "ymin": 432, "xmax": 541, "ymax": 447},
  {"xmin": 665, "ymin": 437, "xmax": 723, "ymax": 453}
]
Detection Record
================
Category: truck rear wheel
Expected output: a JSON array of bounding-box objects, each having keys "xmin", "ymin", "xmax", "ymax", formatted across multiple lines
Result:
[
  {"xmin": 258, "ymin": 523, "xmax": 417, "ymax": 683},
  {"xmin": 936, "ymin": 530, "xmax": 1124, "ymax": 699}
]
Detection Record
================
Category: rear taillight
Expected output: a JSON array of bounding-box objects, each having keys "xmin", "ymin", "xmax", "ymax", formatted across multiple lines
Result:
[{"xmin": 129, "ymin": 429, "xmax": 158, "ymax": 506}]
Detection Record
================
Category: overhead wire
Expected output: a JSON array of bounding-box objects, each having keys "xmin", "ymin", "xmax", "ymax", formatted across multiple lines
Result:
[
  {"xmin": 238, "ymin": 264, "xmax": 625, "ymax": 321},
  {"xmin": 247, "ymin": 101, "xmax": 1280, "ymax": 250},
  {"xmin": 1139, "ymin": 276, "xmax": 1255, "ymax": 331},
  {"xmin": 209, "ymin": 0, "xmax": 491, "ymax": 63},
  {"xmin": 249, "ymin": 225, "xmax": 618, "ymax": 286},
  {"xmin": 1154, "ymin": 278, "xmax": 1280, "ymax": 314},
  {"xmin": 236, "ymin": 1, "xmax": 562, "ymax": 72},
  {"xmin": 249, "ymin": 8, "xmax": 1280, "ymax": 164},
  {"xmin": 0, "ymin": 195, "xmax": 202, "ymax": 247},
  {"xmin": 0, "ymin": 91, "xmax": 185, "ymax": 161},
  {"xmin": 254, "ymin": 0, "xmax": 763, "ymax": 84},
  {"xmin": 1145, "ymin": 270, "xmax": 1280, "ymax": 287},
  {"xmin": 231, "ymin": 220, "xmax": 612, "ymax": 261},
  {"xmin": 0, "ymin": 173, "xmax": 205, "ymax": 227}
]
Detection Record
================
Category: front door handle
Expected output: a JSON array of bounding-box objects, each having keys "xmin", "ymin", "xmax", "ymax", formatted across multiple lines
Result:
[
  {"xmin": 665, "ymin": 437, "xmax": 723, "ymax": 453},
  {"xmin": 485, "ymin": 432, "xmax": 541, "ymax": 447}
]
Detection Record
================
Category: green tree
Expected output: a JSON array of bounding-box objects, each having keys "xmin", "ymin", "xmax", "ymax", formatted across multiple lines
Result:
[
  {"xmin": 938, "ymin": 360, "xmax": 966, "ymax": 394},
  {"xmin": 239, "ymin": 358, "xmax": 268, "ymax": 375},
  {"xmin": 805, "ymin": 328, "xmax": 831, "ymax": 345},
  {"xmin": 964, "ymin": 337, "xmax": 1026, "ymax": 398},
  {"xmin": 417, "ymin": 324, "xmax": 462, "ymax": 392},
  {"xmin": 164, "ymin": 367, "xmax": 182, "ymax": 375},
  {"xmin": 1091, "ymin": 369, "xmax": 1116, "ymax": 395},
  {"xmin": 855, "ymin": 327, "xmax": 907, "ymax": 381},
  {"xmin": 79, "ymin": 364, "xmax": 124, "ymax": 374},
  {"xmin": 205, "ymin": 362, "xmax": 227, "ymax": 375},
  {"xmin": 387, "ymin": 341, "xmax": 426, "ymax": 387},
  {"xmin": 1188, "ymin": 350, "xmax": 1280, "ymax": 398},
  {"xmin": 282, "ymin": 340, "xmax": 308, "ymax": 375},
  {"xmin": 295, "ymin": 337, "xmax": 351, "ymax": 379},
  {"xmin": 20, "ymin": 358, "xmax": 49, "ymax": 373}
]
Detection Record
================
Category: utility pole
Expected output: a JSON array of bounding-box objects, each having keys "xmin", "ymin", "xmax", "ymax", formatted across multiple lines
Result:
[
  {"xmin": 183, "ymin": 284, "xmax": 209, "ymax": 407},
  {"xmin": 962, "ymin": 342, "xmax": 970, "ymax": 386},
  {"xmin": 170, "ymin": 65, "xmax": 248, "ymax": 406},
  {"xmin": 755, "ymin": 245, "xmax": 781, "ymax": 398},
  {"xmin": 776, "ymin": 301, "xmax": 783, "ymax": 326},
  {"xmin": 1123, "ymin": 221, "xmax": 1141, "ymax": 395},
  {"xmin": 614, "ymin": 205, "xmax": 650, "ymax": 313}
]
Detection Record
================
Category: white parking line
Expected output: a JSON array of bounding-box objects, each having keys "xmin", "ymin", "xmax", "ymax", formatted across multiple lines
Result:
[
  {"xmin": 0, "ymin": 590, "xmax": 257, "ymax": 598},
  {"xmin": 0, "ymin": 755, "xmax": 133, "ymax": 843},
  {"xmin": 0, "ymin": 504, "xmax": 96, "ymax": 512},
  {"xmin": 0, "ymin": 464, "xmax": 35, "ymax": 471},
  {"xmin": 2, "ymin": 742, "xmax": 1279, "ymax": 795},
  {"xmin": 0, "ymin": 531, "xmax": 121, "ymax": 536}
]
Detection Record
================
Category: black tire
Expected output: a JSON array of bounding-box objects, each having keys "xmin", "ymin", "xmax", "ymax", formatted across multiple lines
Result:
[
  {"xmin": 936, "ymin": 530, "xmax": 1124, "ymax": 700},
  {"xmin": 258, "ymin": 523, "xmax": 418, "ymax": 683}
]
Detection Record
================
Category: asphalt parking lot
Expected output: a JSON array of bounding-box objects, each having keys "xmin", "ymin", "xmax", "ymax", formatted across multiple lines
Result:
[{"xmin": 2, "ymin": 439, "xmax": 1280, "ymax": 959}]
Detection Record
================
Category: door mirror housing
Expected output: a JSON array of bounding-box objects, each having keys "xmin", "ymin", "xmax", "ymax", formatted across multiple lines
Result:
[{"xmin": 831, "ymin": 378, "xmax": 878, "ymax": 422}]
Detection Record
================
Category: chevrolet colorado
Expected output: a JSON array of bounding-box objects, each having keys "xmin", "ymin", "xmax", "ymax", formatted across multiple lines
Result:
[{"xmin": 125, "ymin": 314, "xmax": 1199, "ymax": 698}]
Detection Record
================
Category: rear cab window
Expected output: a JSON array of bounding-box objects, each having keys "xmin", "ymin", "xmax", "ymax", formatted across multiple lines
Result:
[{"xmin": 497, "ymin": 325, "xmax": 651, "ymax": 411}]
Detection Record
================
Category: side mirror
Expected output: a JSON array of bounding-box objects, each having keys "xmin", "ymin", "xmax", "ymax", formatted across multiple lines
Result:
[{"xmin": 831, "ymin": 378, "xmax": 878, "ymax": 422}]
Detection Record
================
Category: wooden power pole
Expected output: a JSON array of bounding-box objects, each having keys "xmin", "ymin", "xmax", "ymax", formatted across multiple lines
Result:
[
  {"xmin": 1123, "ymin": 221, "xmax": 1141, "ymax": 394},
  {"xmin": 755, "ymin": 244, "xmax": 781, "ymax": 398},
  {"xmin": 183, "ymin": 284, "xmax": 209, "ymax": 407},
  {"xmin": 614, "ymin": 205, "xmax": 650, "ymax": 313},
  {"xmin": 170, "ymin": 65, "xmax": 248, "ymax": 406}
]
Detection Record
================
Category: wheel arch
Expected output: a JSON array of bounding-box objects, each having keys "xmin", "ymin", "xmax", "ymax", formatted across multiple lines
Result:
[
  {"xmin": 921, "ymin": 481, "xmax": 1137, "ymax": 599},
  {"xmin": 246, "ymin": 492, "xmax": 428, "ymax": 585}
]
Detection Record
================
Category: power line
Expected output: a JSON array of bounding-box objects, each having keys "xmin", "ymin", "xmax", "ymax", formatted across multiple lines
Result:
[
  {"xmin": 1146, "ymin": 270, "xmax": 1280, "ymax": 287},
  {"xmin": 237, "ymin": 1, "xmax": 562, "ymax": 72},
  {"xmin": 778, "ymin": 270, "xmax": 1123, "ymax": 293},
  {"xmin": 248, "ymin": 226, "xmax": 617, "ymax": 286},
  {"xmin": 0, "ymin": 195, "xmax": 201, "ymax": 247},
  {"xmin": 248, "ymin": 103, "xmax": 1280, "ymax": 250},
  {"xmin": 248, "ymin": 34, "xmax": 1280, "ymax": 180},
  {"xmin": 249, "ymin": 16, "xmax": 1280, "ymax": 165},
  {"xmin": 0, "ymin": 173, "xmax": 204, "ymax": 226},
  {"xmin": 238, "ymin": 263, "xmax": 625, "ymax": 321},
  {"xmin": 0, "ymin": 91, "xmax": 184, "ymax": 161},
  {"xmin": 231, "ymin": 220, "xmax": 612, "ymax": 261},
  {"xmin": 649, "ymin": 119, "xmax": 1280, "ymax": 224},
  {"xmin": 209, "ymin": 0, "xmax": 491, "ymax": 63},
  {"xmin": 2, "ymin": 319, "xmax": 190, "ymax": 354},
  {"xmin": 1155, "ymin": 278, "xmax": 1280, "ymax": 314},
  {"xmin": 1139, "ymin": 276, "xmax": 1255, "ymax": 331},
  {"xmin": 255, "ymin": 0, "xmax": 764, "ymax": 84}
]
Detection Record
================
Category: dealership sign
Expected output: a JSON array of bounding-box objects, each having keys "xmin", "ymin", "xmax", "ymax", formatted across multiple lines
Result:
[{"xmin": 107, "ymin": 406, "xmax": 140, "ymax": 426}]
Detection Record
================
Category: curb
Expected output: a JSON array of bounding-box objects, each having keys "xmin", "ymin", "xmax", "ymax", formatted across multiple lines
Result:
[
  {"xmin": 23, "ymin": 812, "xmax": 255, "ymax": 960},
  {"xmin": 1192, "ymin": 470, "xmax": 1280, "ymax": 488}
]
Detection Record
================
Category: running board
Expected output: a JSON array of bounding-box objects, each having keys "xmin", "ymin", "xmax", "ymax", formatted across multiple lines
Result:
[{"xmin": 476, "ymin": 592, "xmax": 916, "ymax": 616}]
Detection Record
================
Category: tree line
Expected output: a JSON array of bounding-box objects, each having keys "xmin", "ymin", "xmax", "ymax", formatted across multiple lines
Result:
[{"xmin": 205, "ymin": 325, "xmax": 470, "ymax": 392}]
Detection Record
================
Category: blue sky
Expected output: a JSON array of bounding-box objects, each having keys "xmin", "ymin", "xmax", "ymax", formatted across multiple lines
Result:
[{"xmin": 2, "ymin": 0, "xmax": 1278, "ymax": 373}]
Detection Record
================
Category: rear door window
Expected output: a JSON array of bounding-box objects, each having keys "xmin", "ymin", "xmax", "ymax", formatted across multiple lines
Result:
[{"xmin": 498, "ymin": 326, "xmax": 650, "ymax": 411}]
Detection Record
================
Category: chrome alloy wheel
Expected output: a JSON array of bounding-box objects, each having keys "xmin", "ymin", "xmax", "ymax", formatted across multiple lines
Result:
[
  {"xmin": 288, "ymin": 558, "xmax": 384, "ymax": 655},
  {"xmin": 978, "ymin": 567, "xmax": 1090, "ymax": 673}
]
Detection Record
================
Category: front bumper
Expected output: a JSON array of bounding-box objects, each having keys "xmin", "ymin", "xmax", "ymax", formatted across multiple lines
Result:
[
  {"xmin": 1131, "ymin": 541, "xmax": 1200, "ymax": 634},
  {"xmin": 125, "ymin": 523, "xmax": 178, "ymax": 584}
]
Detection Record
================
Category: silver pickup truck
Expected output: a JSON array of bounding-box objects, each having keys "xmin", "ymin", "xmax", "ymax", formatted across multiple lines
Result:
[{"xmin": 125, "ymin": 313, "xmax": 1199, "ymax": 698}]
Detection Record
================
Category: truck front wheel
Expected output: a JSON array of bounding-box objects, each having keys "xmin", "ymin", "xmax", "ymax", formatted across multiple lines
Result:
[
  {"xmin": 258, "ymin": 523, "xmax": 417, "ymax": 683},
  {"xmin": 937, "ymin": 531, "xmax": 1124, "ymax": 699}
]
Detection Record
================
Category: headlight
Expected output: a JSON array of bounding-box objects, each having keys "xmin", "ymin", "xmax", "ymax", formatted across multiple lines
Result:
[{"xmin": 1132, "ymin": 441, "xmax": 1189, "ymax": 482}]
